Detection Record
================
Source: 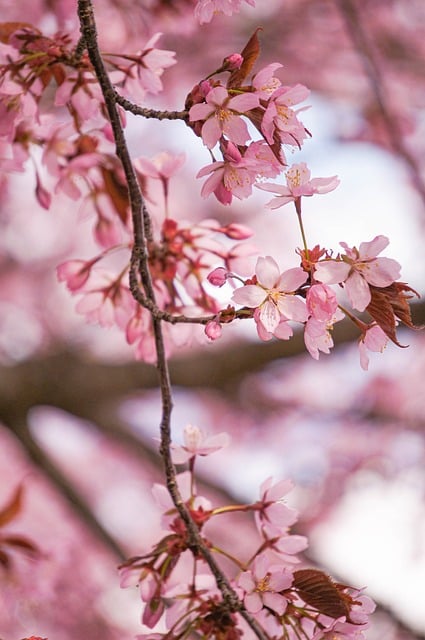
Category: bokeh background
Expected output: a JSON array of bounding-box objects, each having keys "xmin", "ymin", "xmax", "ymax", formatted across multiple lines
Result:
[{"xmin": 0, "ymin": 1, "xmax": 424, "ymax": 639}]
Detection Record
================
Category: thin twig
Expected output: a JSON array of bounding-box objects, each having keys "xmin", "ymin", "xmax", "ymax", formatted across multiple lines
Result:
[{"xmin": 114, "ymin": 91, "xmax": 188, "ymax": 121}]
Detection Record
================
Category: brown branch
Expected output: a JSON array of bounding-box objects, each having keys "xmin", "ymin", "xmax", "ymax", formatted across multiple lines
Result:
[{"xmin": 114, "ymin": 92, "xmax": 188, "ymax": 121}]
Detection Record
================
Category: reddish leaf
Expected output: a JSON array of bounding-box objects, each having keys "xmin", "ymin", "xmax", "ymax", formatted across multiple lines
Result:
[
  {"xmin": 227, "ymin": 28, "xmax": 262, "ymax": 89},
  {"xmin": 0, "ymin": 22, "xmax": 38, "ymax": 43},
  {"xmin": 293, "ymin": 568, "xmax": 351, "ymax": 619},
  {"xmin": 367, "ymin": 282, "xmax": 421, "ymax": 346},
  {"xmin": 0, "ymin": 485, "xmax": 23, "ymax": 528}
]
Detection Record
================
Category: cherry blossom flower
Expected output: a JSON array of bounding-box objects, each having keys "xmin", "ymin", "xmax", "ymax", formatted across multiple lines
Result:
[
  {"xmin": 171, "ymin": 424, "xmax": 230, "ymax": 464},
  {"xmin": 252, "ymin": 63, "xmax": 283, "ymax": 99},
  {"xmin": 304, "ymin": 317, "xmax": 335, "ymax": 360},
  {"xmin": 56, "ymin": 259, "xmax": 97, "ymax": 292},
  {"xmin": 196, "ymin": 141, "xmax": 259, "ymax": 204},
  {"xmin": 232, "ymin": 256, "xmax": 308, "ymax": 334},
  {"xmin": 189, "ymin": 85, "xmax": 259, "ymax": 149},
  {"xmin": 314, "ymin": 235, "xmax": 401, "ymax": 312},
  {"xmin": 111, "ymin": 33, "xmax": 176, "ymax": 102},
  {"xmin": 306, "ymin": 284, "xmax": 338, "ymax": 322},
  {"xmin": 261, "ymin": 84, "xmax": 310, "ymax": 147},
  {"xmin": 258, "ymin": 162, "xmax": 340, "ymax": 211},
  {"xmin": 238, "ymin": 554, "xmax": 293, "ymax": 615},
  {"xmin": 254, "ymin": 477, "xmax": 299, "ymax": 537},
  {"xmin": 194, "ymin": 0, "xmax": 256, "ymax": 24},
  {"xmin": 254, "ymin": 309, "xmax": 294, "ymax": 342},
  {"xmin": 135, "ymin": 151, "xmax": 185, "ymax": 182},
  {"xmin": 358, "ymin": 324, "xmax": 389, "ymax": 371}
]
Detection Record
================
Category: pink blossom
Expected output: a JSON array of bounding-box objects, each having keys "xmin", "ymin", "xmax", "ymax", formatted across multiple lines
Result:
[
  {"xmin": 114, "ymin": 33, "xmax": 176, "ymax": 101},
  {"xmin": 189, "ymin": 86, "xmax": 259, "ymax": 149},
  {"xmin": 232, "ymin": 256, "xmax": 308, "ymax": 333},
  {"xmin": 56, "ymin": 259, "xmax": 96, "ymax": 292},
  {"xmin": 258, "ymin": 162, "xmax": 340, "ymax": 210},
  {"xmin": 304, "ymin": 317, "xmax": 335, "ymax": 360},
  {"xmin": 197, "ymin": 141, "xmax": 259, "ymax": 204},
  {"xmin": 171, "ymin": 424, "xmax": 230, "ymax": 464},
  {"xmin": 315, "ymin": 235, "xmax": 401, "ymax": 312},
  {"xmin": 253, "ymin": 308, "xmax": 294, "ymax": 342},
  {"xmin": 135, "ymin": 151, "xmax": 185, "ymax": 181},
  {"xmin": 358, "ymin": 325, "xmax": 389, "ymax": 371},
  {"xmin": 261, "ymin": 84, "xmax": 310, "ymax": 147},
  {"xmin": 194, "ymin": 0, "xmax": 256, "ymax": 24},
  {"xmin": 252, "ymin": 63, "xmax": 283, "ymax": 99},
  {"xmin": 255, "ymin": 477, "xmax": 299, "ymax": 537},
  {"xmin": 238, "ymin": 554, "xmax": 292, "ymax": 615},
  {"xmin": 306, "ymin": 284, "xmax": 338, "ymax": 322}
]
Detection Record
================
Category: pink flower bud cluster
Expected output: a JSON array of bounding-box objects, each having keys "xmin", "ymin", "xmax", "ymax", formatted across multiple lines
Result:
[{"xmin": 120, "ymin": 426, "xmax": 375, "ymax": 640}]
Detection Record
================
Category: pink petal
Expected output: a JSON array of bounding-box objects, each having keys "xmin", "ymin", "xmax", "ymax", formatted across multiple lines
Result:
[
  {"xmin": 228, "ymin": 92, "xmax": 259, "ymax": 112},
  {"xmin": 314, "ymin": 260, "xmax": 351, "ymax": 284},
  {"xmin": 256, "ymin": 256, "xmax": 280, "ymax": 288},
  {"xmin": 201, "ymin": 117, "xmax": 222, "ymax": 149},
  {"xmin": 345, "ymin": 271, "xmax": 371, "ymax": 311},
  {"xmin": 277, "ymin": 267, "xmax": 308, "ymax": 292},
  {"xmin": 358, "ymin": 234, "xmax": 389, "ymax": 259},
  {"xmin": 277, "ymin": 296, "xmax": 308, "ymax": 322},
  {"xmin": 232, "ymin": 284, "xmax": 266, "ymax": 308},
  {"xmin": 260, "ymin": 300, "xmax": 280, "ymax": 333},
  {"xmin": 263, "ymin": 592, "xmax": 287, "ymax": 615},
  {"xmin": 245, "ymin": 592, "xmax": 263, "ymax": 614},
  {"xmin": 363, "ymin": 257, "xmax": 401, "ymax": 287}
]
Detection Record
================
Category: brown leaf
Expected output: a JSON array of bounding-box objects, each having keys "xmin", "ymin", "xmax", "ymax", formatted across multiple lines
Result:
[
  {"xmin": 293, "ymin": 569, "xmax": 351, "ymax": 619},
  {"xmin": 0, "ymin": 22, "xmax": 38, "ymax": 43},
  {"xmin": 367, "ymin": 282, "xmax": 421, "ymax": 346},
  {"xmin": 227, "ymin": 28, "xmax": 262, "ymax": 89},
  {"xmin": 0, "ymin": 485, "xmax": 23, "ymax": 528}
]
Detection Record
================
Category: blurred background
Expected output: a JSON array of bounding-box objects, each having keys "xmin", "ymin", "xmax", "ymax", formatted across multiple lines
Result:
[{"xmin": 0, "ymin": 0, "xmax": 424, "ymax": 638}]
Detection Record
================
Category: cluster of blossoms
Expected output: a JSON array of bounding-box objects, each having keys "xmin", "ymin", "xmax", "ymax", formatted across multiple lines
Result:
[
  {"xmin": 208, "ymin": 230, "xmax": 418, "ymax": 370},
  {"xmin": 186, "ymin": 30, "xmax": 311, "ymax": 205},
  {"xmin": 120, "ymin": 425, "xmax": 375, "ymax": 640},
  {"xmin": 1, "ymin": 22, "xmax": 418, "ymax": 367}
]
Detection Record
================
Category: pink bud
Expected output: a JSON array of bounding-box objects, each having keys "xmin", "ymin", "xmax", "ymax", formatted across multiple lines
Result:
[
  {"xmin": 223, "ymin": 53, "xmax": 243, "ymax": 71},
  {"xmin": 205, "ymin": 319, "xmax": 222, "ymax": 340},
  {"xmin": 221, "ymin": 223, "xmax": 254, "ymax": 240},
  {"xmin": 35, "ymin": 170, "xmax": 51, "ymax": 210},
  {"xmin": 207, "ymin": 267, "xmax": 228, "ymax": 287}
]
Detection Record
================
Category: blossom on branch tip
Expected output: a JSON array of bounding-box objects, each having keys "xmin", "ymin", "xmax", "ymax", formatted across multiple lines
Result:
[
  {"xmin": 194, "ymin": 0, "xmax": 256, "ymax": 24},
  {"xmin": 171, "ymin": 424, "xmax": 230, "ymax": 464},
  {"xmin": 255, "ymin": 477, "xmax": 298, "ymax": 536},
  {"xmin": 314, "ymin": 235, "xmax": 401, "ymax": 312},
  {"xmin": 258, "ymin": 162, "xmax": 339, "ymax": 211},
  {"xmin": 232, "ymin": 256, "xmax": 308, "ymax": 334},
  {"xmin": 189, "ymin": 85, "xmax": 259, "ymax": 149},
  {"xmin": 358, "ymin": 324, "xmax": 389, "ymax": 371},
  {"xmin": 238, "ymin": 554, "xmax": 292, "ymax": 615}
]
